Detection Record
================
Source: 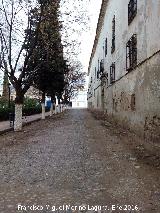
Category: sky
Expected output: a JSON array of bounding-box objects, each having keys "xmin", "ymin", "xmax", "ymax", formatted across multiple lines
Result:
[
  {"xmin": 0, "ymin": 0, "xmax": 102, "ymax": 92},
  {"xmin": 60, "ymin": 0, "xmax": 102, "ymax": 72},
  {"xmin": 78, "ymin": 0, "xmax": 102, "ymax": 72}
]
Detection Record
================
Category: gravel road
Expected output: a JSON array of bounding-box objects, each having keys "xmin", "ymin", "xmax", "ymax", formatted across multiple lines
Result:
[{"xmin": 0, "ymin": 109, "xmax": 159, "ymax": 213}]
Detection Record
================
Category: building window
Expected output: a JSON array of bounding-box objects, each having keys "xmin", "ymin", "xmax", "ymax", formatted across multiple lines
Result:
[
  {"xmin": 105, "ymin": 38, "xmax": 107, "ymax": 56},
  {"xmin": 110, "ymin": 62, "xmax": 115, "ymax": 84},
  {"xmin": 111, "ymin": 15, "xmax": 115, "ymax": 53},
  {"xmin": 95, "ymin": 67, "xmax": 97, "ymax": 79},
  {"xmin": 131, "ymin": 94, "xmax": 136, "ymax": 111},
  {"xmin": 100, "ymin": 59, "xmax": 104, "ymax": 74},
  {"xmin": 126, "ymin": 34, "xmax": 137, "ymax": 71},
  {"xmin": 128, "ymin": 0, "xmax": 137, "ymax": 25},
  {"xmin": 97, "ymin": 60, "xmax": 100, "ymax": 79}
]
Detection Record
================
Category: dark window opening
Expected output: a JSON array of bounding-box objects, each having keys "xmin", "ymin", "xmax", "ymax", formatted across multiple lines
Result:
[
  {"xmin": 97, "ymin": 60, "xmax": 100, "ymax": 79},
  {"xmin": 128, "ymin": 0, "xmax": 137, "ymax": 25},
  {"xmin": 111, "ymin": 15, "xmax": 115, "ymax": 53},
  {"xmin": 131, "ymin": 94, "xmax": 136, "ymax": 111},
  {"xmin": 100, "ymin": 59, "xmax": 104, "ymax": 74},
  {"xmin": 126, "ymin": 34, "xmax": 137, "ymax": 71},
  {"xmin": 105, "ymin": 38, "xmax": 107, "ymax": 56},
  {"xmin": 110, "ymin": 62, "xmax": 115, "ymax": 84}
]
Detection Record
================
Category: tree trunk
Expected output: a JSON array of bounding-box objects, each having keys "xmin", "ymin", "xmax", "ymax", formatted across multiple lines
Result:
[
  {"xmin": 14, "ymin": 90, "xmax": 24, "ymax": 131},
  {"xmin": 58, "ymin": 98, "xmax": 61, "ymax": 113},
  {"xmin": 50, "ymin": 95, "xmax": 55, "ymax": 117},
  {"xmin": 41, "ymin": 92, "xmax": 45, "ymax": 120},
  {"xmin": 55, "ymin": 105, "xmax": 57, "ymax": 114},
  {"xmin": 14, "ymin": 104, "xmax": 23, "ymax": 131},
  {"xmin": 50, "ymin": 103, "xmax": 53, "ymax": 116}
]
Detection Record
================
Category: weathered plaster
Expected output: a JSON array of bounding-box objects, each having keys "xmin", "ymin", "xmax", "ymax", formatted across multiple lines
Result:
[{"xmin": 88, "ymin": 0, "xmax": 160, "ymax": 140}]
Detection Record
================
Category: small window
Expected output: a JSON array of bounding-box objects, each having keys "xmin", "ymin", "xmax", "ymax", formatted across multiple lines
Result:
[
  {"xmin": 131, "ymin": 94, "xmax": 136, "ymax": 111},
  {"xmin": 105, "ymin": 38, "xmax": 107, "ymax": 56},
  {"xmin": 97, "ymin": 60, "xmax": 100, "ymax": 79},
  {"xmin": 126, "ymin": 34, "xmax": 137, "ymax": 71},
  {"xmin": 111, "ymin": 15, "xmax": 115, "ymax": 53},
  {"xmin": 95, "ymin": 67, "xmax": 97, "ymax": 79},
  {"xmin": 128, "ymin": 0, "xmax": 137, "ymax": 25},
  {"xmin": 110, "ymin": 62, "xmax": 115, "ymax": 84},
  {"xmin": 100, "ymin": 59, "xmax": 104, "ymax": 74}
]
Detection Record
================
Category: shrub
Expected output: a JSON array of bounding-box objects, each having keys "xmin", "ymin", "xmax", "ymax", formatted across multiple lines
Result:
[{"xmin": 0, "ymin": 97, "xmax": 50, "ymax": 121}]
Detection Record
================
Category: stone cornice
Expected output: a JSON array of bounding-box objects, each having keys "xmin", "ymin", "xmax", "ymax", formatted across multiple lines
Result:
[{"xmin": 88, "ymin": 0, "xmax": 109, "ymax": 75}]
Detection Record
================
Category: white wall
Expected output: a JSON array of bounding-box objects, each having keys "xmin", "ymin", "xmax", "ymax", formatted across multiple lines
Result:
[
  {"xmin": 72, "ymin": 90, "xmax": 87, "ymax": 108},
  {"xmin": 88, "ymin": 0, "xmax": 160, "ymax": 138}
]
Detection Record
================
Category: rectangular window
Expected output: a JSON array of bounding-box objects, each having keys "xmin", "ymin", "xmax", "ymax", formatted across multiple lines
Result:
[
  {"xmin": 105, "ymin": 38, "xmax": 107, "ymax": 56},
  {"xmin": 131, "ymin": 94, "xmax": 136, "ymax": 111},
  {"xmin": 95, "ymin": 67, "xmax": 96, "ymax": 79},
  {"xmin": 110, "ymin": 62, "xmax": 115, "ymax": 84},
  {"xmin": 111, "ymin": 15, "xmax": 115, "ymax": 53},
  {"xmin": 97, "ymin": 60, "xmax": 100, "ymax": 79},
  {"xmin": 128, "ymin": 0, "xmax": 137, "ymax": 25},
  {"xmin": 126, "ymin": 34, "xmax": 137, "ymax": 71},
  {"xmin": 100, "ymin": 59, "xmax": 104, "ymax": 74}
]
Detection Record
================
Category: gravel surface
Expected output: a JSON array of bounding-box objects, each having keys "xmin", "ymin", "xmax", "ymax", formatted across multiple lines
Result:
[{"xmin": 0, "ymin": 109, "xmax": 159, "ymax": 213}]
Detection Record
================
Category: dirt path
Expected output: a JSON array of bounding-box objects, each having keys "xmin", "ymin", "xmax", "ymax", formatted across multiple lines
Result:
[{"xmin": 0, "ymin": 109, "xmax": 159, "ymax": 213}]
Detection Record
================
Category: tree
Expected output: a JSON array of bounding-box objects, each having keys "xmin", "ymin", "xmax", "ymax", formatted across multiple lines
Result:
[
  {"xmin": 31, "ymin": 0, "xmax": 66, "ymax": 118},
  {"xmin": 0, "ymin": 0, "xmax": 51, "ymax": 130},
  {"xmin": 64, "ymin": 61, "xmax": 86, "ymax": 103},
  {"xmin": 60, "ymin": 0, "xmax": 89, "ymax": 102}
]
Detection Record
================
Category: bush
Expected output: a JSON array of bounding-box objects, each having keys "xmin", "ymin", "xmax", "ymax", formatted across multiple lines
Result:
[
  {"xmin": 0, "ymin": 97, "xmax": 50, "ymax": 121},
  {"xmin": 23, "ymin": 98, "xmax": 41, "ymax": 116},
  {"xmin": 0, "ymin": 107, "xmax": 10, "ymax": 121}
]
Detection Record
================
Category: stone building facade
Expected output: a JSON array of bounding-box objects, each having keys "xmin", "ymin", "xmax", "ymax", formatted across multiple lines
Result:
[{"xmin": 87, "ymin": 0, "xmax": 160, "ymax": 140}]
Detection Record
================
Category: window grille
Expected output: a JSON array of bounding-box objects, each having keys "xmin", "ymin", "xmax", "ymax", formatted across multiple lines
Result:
[
  {"xmin": 105, "ymin": 38, "xmax": 107, "ymax": 56},
  {"xmin": 97, "ymin": 60, "xmax": 100, "ymax": 79},
  {"xmin": 111, "ymin": 16, "xmax": 115, "ymax": 53},
  {"xmin": 128, "ymin": 0, "xmax": 137, "ymax": 25},
  {"xmin": 110, "ymin": 62, "xmax": 115, "ymax": 84},
  {"xmin": 100, "ymin": 59, "xmax": 104, "ymax": 73},
  {"xmin": 126, "ymin": 34, "xmax": 137, "ymax": 71}
]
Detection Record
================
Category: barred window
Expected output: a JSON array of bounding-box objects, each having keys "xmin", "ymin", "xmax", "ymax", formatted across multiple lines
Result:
[
  {"xmin": 110, "ymin": 62, "xmax": 115, "ymax": 84},
  {"xmin": 126, "ymin": 34, "xmax": 137, "ymax": 71},
  {"xmin": 97, "ymin": 60, "xmax": 100, "ymax": 79},
  {"xmin": 105, "ymin": 38, "xmax": 107, "ymax": 56},
  {"xmin": 111, "ymin": 15, "xmax": 115, "ymax": 53},
  {"xmin": 100, "ymin": 59, "xmax": 104, "ymax": 74},
  {"xmin": 128, "ymin": 0, "xmax": 137, "ymax": 25}
]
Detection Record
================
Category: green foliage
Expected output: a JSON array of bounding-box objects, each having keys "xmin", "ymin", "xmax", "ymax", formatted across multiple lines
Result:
[
  {"xmin": 31, "ymin": 0, "xmax": 66, "ymax": 99},
  {"xmin": 22, "ymin": 98, "xmax": 41, "ymax": 116},
  {"xmin": 0, "ymin": 98, "xmax": 8, "ymax": 108},
  {"xmin": 0, "ymin": 107, "xmax": 11, "ymax": 121},
  {"xmin": 0, "ymin": 98, "xmax": 14, "ymax": 110},
  {"xmin": 0, "ymin": 98, "xmax": 49, "ymax": 121}
]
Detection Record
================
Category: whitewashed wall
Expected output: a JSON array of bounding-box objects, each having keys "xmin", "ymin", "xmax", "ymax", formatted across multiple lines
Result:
[{"xmin": 88, "ymin": 0, "xmax": 160, "ymax": 139}]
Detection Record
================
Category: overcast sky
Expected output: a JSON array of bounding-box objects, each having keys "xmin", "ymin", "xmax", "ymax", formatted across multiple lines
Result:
[
  {"xmin": 78, "ymin": 0, "xmax": 102, "ymax": 72},
  {"xmin": 60, "ymin": 0, "xmax": 102, "ymax": 71},
  {"xmin": 0, "ymin": 0, "xmax": 102, "ymax": 91}
]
